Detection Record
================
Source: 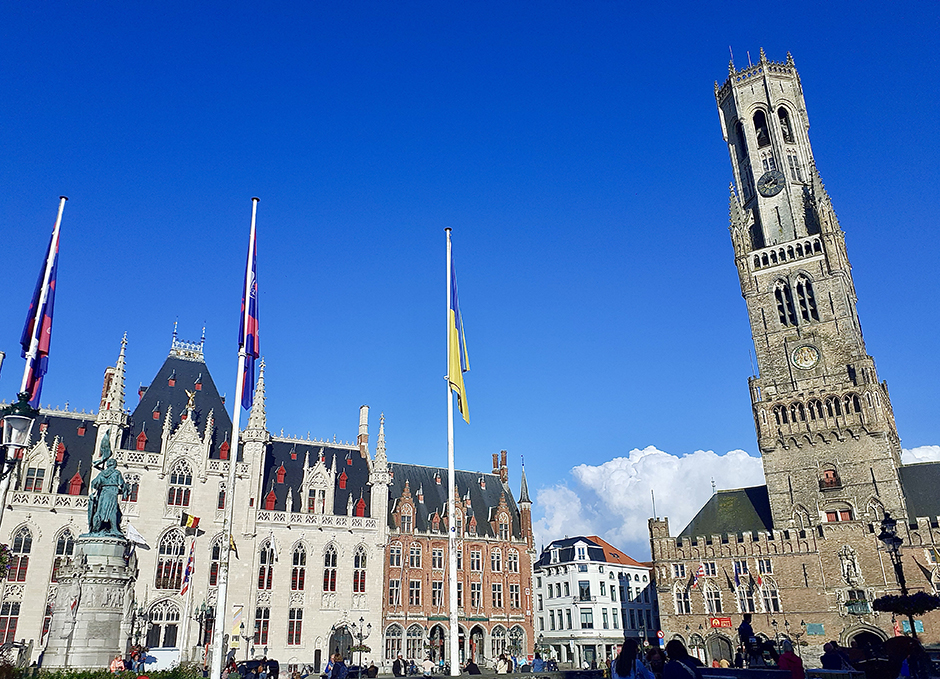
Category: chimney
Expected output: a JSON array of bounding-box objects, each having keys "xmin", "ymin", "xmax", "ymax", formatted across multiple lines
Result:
[
  {"xmin": 499, "ymin": 449, "xmax": 509, "ymax": 483},
  {"xmin": 358, "ymin": 405, "xmax": 369, "ymax": 457},
  {"xmin": 492, "ymin": 453, "xmax": 499, "ymax": 475}
]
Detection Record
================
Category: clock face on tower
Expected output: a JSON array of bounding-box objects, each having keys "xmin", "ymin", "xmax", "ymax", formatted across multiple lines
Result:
[
  {"xmin": 791, "ymin": 345, "xmax": 820, "ymax": 370},
  {"xmin": 757, "ymin": 169, "xmax": 786, "ymax": 197}
]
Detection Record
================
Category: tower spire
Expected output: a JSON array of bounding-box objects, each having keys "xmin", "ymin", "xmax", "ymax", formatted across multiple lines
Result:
[
  {"xmin": 376, "ymin": 413, "xmax": 387, "ymax": 461},
  {"xmin": 247, "ymin": 359, "xmax": 267, "ymax": 431},
  {"xmin": 95, "ymin": 333, "xmax": 129, "ymax": 451},
  {"xmin": 519, "ymin": 457, "xmax": 531, "ymax": 505}
]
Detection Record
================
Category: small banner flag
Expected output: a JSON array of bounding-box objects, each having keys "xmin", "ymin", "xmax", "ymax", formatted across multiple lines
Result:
[
  {"xmin": 180, "ymin": 512, "xmax": 201, "ymax": 532},
  {"xmin": 447, "ymin": 235, "xmax": 470, "ymax": 423},
  {"xmin": 229, "ymin": 535, "xmax": 239, "ymax": 560}
]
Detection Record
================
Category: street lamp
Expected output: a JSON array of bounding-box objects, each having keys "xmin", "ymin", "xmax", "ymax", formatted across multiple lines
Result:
[
  {"xmin": 0, "ymin": 393, "xmax": 39, "ymax": 525},
  {"xmin": 879, "ymin": 511, "xmax": 918, "ymax": 640},
  {"xmin": 193, "ymin": 601, "xmax": 211, "ymax": 647},
  {"xmin": 239, "ymin": 622, "xmax": 254, "ymax": 661},
  {"xmin": 350, "ymin": 616, "xmax": 372, "ymax": 673}
]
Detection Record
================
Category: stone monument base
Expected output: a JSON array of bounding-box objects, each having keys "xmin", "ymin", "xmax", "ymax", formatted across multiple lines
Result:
[{"xmin": 43, "ymin": 535, "xmax": 136, "ymax": 669}]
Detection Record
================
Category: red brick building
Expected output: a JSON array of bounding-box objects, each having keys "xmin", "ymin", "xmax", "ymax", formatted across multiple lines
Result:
[{"xmin": 382, "ymin": 451, "xmax": 534, "ymax": 670}]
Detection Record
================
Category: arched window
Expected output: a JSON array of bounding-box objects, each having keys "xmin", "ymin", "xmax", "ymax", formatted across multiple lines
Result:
[
  {"xmin": 491, "ymin": 548, "xmax": 502, "ymax": 572},
  {"xmin": 323, "ymin": 545, "xmax": 338, "ymax": 592},
  {"xmin": 155, "ymin": 530, "xmax": 185, "ymax": 590},
  {"xmin": 385, "ymin": 625, "xmax": 403, "ymax": 660},
  {"xmin": 795, "ymin": 277, "xmax": 819, "ymax": 322},
  {"xmin": 217, "ymin": 482, "xmax": 226, "ymax": 510},
  {"xmin": 774, "ymin": 281, "xmax": 797, "ymax": 327},
  {"xmin": 406, "ymin": 625, "xmax": 424, "ymax": 659},
  {"xmin": 704, "ymin": 583, "xmax": 722, "ymax": 614},
  {"xmin": 167, "ymin": 460, "xmax": 193, "ymax": 507},
  {"xmin": 825, "ymin": 396, "xmax": 843, "ymax": 418},
  {"xmin": 209, "ymin": 537, "xmax": 222, "ymax": 586},
  {"xmin": 308, "ymin": 487, "xmax": 327, "ymax": 514},
  {"xmin": 807, "ymin": 399, "xmax": 824, "ymax": 420},
  {"xmin": 389, "ymin": 543, "xmax": 402, "ymax": 567},
  {"xmin": 674, "ymin": 584, "xmax": 692, "ymax": 615},
  {"xmin": 753, "ymin": 110, "xmax": 771, "ymax": 148},
  {"xmin": 777, "ymin": 108, "xmax": 795, "ymax": 143},
  {"xmin": 258, "ymin": 540, "xmax": 275, "ymax": 590},
  {"xmin": 825, "ymin": 506, "xmax": 854, "ymax": 523},
  {"xmin": 736, "ymin": 586, "xmax": 756, "ymax": 613},
  {"xmin": 52, "ymin": 529, "xmax": 76, "ymax": 583},
  {"xmin": 353, "ymin": 546, "xmax": 367, "ymax": 593},
  {"xmin": 821, "ymin": 469, "xmax": 841, "ymax": 489},
  {"xmin": 791, "ymin": 402, "xmax": 806, "ymax": 422},
  {"xmin": 761, "ymin": 579, "xmax": 781, "ymax": 612},
  {"xmin": 508, "ymin": 549, "xmax": 520, "ymax": 573},
  {"xmin": 400, "ymin": 506, "xmax": 413, "ymax": 533},
  {"xmin": 491, "ymin": 625, "xmax": 507, "ymax": 658},
  {"xmin": 7, "ymin": 526, "xmax": 33, "ymax": 582},
  {"xmin": 291, "ymin": 544, "xmax": 306, "ymax": 591},
  {"xmin": 409, "ymin": 544, "xmax": 422, "ymax": 568},
  {"xmin": 146, "ymin": 600, "xmax": 181, "ymax": 648}
]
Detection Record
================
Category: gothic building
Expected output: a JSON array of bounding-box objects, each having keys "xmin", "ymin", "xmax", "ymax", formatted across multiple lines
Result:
[
  {"xmin": 0, "ymin": 332, "xmax": 388, "ymax": 670},
  {"xmin": 381, "ymin": 451, "xmax": 535, "ymax": 668},
  {"xmin": 649, "ymin": 50, "xmax": 940, "ymax": 664}
]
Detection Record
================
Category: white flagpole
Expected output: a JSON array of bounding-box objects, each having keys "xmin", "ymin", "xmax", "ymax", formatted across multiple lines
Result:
[
  {"xmin": 179, "ymin": 535, "xmax": 197, "ymax": 661},
  {"xmin": 445, "ymin": 229, "xmax": 460, "ymax": 676},
  {"xmin": 20, "ymin": 196, "xmax": 67, "ymax": 394},
  {"xmin": 210, "ymin": 197, "xmax": 259, "ymax": 679}
]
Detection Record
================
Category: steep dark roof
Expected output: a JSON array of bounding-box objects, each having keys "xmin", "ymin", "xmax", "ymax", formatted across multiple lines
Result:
[
  {"xmin": 128, "ymin": 353, "xmax": 232, "ymax": 459},
  {"xmin": 388, "ymin": 463, "xmax": 522, "ymax": 539},
  {"xmin": 38, "ymin": 413, "xmax": 97, "ymax": 494},
  {"xmin": 259, "ymin": 441, "xmax": 372, "ymax": 517},
  {"xmin": 678, "ymin": 485, "xmax": 773, "ymax": 537},
  {"xmin": 899, "ymin": 462, "xmax": 940, "ymax": 521}
]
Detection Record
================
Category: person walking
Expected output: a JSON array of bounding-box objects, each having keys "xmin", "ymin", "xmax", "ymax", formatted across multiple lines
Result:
[
  {"xmin": 393, "ymin": 655, "xmax": 404, "ymax": 677},
  {"xmin": 613, "ymin": 640, "xmax": 654, "ymax": 679},
  {"xmin": 777, "ymin": 641, "xmax": 804, "ymax": 679},
  {"xmin": 663, "ymin": 640, "xmax": 703, "ymax": 679},
  {"xmin": 330, "ymin": 654, "xmax": 349, "ymax": 679}
]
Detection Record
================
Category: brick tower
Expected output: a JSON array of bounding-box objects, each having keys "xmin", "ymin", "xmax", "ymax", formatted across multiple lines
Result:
[{"xmin": 716, "ymin": 49, "xmax": 906, "ymax": 530}]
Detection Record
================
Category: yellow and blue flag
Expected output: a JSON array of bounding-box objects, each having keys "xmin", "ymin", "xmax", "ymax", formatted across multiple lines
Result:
[{"xmin": 448, "ymin": 241, "xmax": 470, "ymax": 423}]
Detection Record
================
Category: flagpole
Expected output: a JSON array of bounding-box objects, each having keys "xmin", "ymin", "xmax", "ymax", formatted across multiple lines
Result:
[
  {"xmin": 210, "ymin": 197, "xmax": 259, "ymax": 679},
  {"xmin": 179, "ymin": 535, "xmax": 197, "ymax": 661},
  {"xmin": 445, "ymin": 229, "xmax": 460, "ymax": 676},
  {"xmin": 20, "ymin": 196, "xmax": 67, "ymax": 395}
]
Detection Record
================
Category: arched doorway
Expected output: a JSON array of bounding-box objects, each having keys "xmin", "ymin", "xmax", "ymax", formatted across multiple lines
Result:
[
  {"xmin": 846, "ymin": 629, "xmax": 887, "ymax": 658},
  {"xmin": 329, "ymin": 625, "xmax": 353, "ymax": 660},
  {"xmin": 469, "ymin": 626, "xmax": 485, "ymax": 663},
  {"xmin": 688, "ymin": 634, "xmax": 705, "ymax": 664},
  {"xmin": 429, "ymin": 625, "xmax": 446, "ymax": 663},
  {"xmin": 706, "ymin": 635, "xmax": 733, "ymax": 665},
  {"xmin": 458, "ymin": 626, "xmax": 467, "ymax": 665}
]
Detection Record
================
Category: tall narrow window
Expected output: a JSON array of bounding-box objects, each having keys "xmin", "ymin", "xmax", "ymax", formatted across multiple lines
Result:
[
  {"xmin": 209, "ymin": 537, "xmax": 222, "ymax": 586},
  {"xmin": 167, "ymin": 460, "xmax": 193, "ymax": 507},
  {"xmin": 258, "ymin": 541, "xmax": 275, "ymax": 590},
  {"xmin": 491, "ymin": 549, "xmax": 502, "ymax": 572},
  {"xmin": 432, "ymin": 581, "xmax": 444, "ymax": 607},
  {"xmin": 254, "ymin": 607, "xmax": 270, "ymax": 645},
  {"xmin": 796, "ymin": 277, "xmax": 819, "ymax": 321},
  {"xmin": 492, "ymin": 583, "xmax": 503, "ymax": 608},
  {"xmin": 388, "ymin": 579, "xmax": 401, "ymax": 606},
  {"xmin": 409, "ymin": 544, "xmax": 422, "ymax": 568},
  {"xmin": 353, "ymin": 546, "xmax": 367, "ymax": 593},
  {"xmin": 0, "ymin": 603, "xmax": 20, "ymax": 643},
  {"xmin": 389, "ymin": 544, "xmax": 402, "ymax": 567},
  {"xmin": 125, "ymin": 474, "xmax": 140, "ymax": 503},
  {"xmin": 499, "ymin": 515, "xmax": 510, "ymax": 540},
  {"xmin": 775, "ymin": 282, "xmax": 798, "ymax": 326},
  {"xmin": 777, "ymin": 107, "xmax": 795, "ymax": 143},
  {"xmin": 217, "ymin": 483, "xmax": 226, "ymax": 510},
  {"xmin": 155, "ymin": 530, "xmax": 185, "ymax": 590},
  {"xmin": 753, "ymin": 110, "xmax": 771, "ymax": 148},
  {"xmin": 510, "ymin": 583, "xmax": 521, "ymax": 609},
  {"xmin": 400, "ymin": 508, "xmax": 413, "ymax": 533},
  {"xmin": 674, "ymin": 586, "xmax": 692, "ymax": 615},
  {"xmin": 385, "ymin": 625, "xmax": 403, "ymax": 659},
  {"xmin": 292, "ymin": 545, "xmax": 307, "ymax": 591},
  {"xmin": 409, "ymin": 579, "xmax": 421, "ymax": 606},
  {"xmin": 52, "ymin": 529, "xmax": 75, "ymax": 583},
  {"xmin": 287, "ymin": 608, "xmax": 303, "ymax": 645},
  {"xmin": 508, "ymin": 550, "xmax": 519, "ymax": 573},
  {"xmin": 323, "ymin": 545, "xmax": 337, "ymax": 592},
  {"xmin": 146, "ymin": 601, "xmax": 180, "ymax": 648},
  {"xmin": 761, "ymin": 581, "xmax": 781, "ymax": 612}
]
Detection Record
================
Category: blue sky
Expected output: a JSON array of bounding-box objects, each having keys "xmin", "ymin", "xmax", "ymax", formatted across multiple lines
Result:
[{"xmin": 2, "ymin": 2, "xmax": 938, "ymax": 558}]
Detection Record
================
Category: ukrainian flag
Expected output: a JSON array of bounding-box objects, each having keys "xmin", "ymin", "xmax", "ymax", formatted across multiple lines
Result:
[{"xmin": 448, "ymin": 240, "xmax": 470, "ymax": 423}]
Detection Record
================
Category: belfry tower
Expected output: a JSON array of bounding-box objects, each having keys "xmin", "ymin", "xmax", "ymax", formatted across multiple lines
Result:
[{"xmin": 715, "ymin": 50, "xmax": 905, "ymax": 529}]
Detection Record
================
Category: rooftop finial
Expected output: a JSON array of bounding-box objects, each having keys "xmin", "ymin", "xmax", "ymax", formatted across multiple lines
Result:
[
  {"xmin": 759, "ymin": 47, "xmax": 767, "ymax": 63},
  {"xmin": 786, "ymin": 51, "xmax": 794, "ymax": 66},
  {"xmin": 173, "ymin": 319, "xmax": 178, "ymax": 342}
]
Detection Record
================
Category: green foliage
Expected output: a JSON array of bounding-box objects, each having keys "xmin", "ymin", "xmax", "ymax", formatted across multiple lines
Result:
[{"xmin": 872, "ymin": 592, "xmax": 940, "ymax": 617}]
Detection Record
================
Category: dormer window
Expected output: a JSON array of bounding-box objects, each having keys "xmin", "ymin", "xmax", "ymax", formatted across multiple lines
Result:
[
  {"xmin": 264, "ymin": 489, "xmax": 277, "ymax": 511},
  {"xmin": 152, "ymin": 401, "xmax": 161, "ymax": 421},
  {"xmin": 23, "ymin": 467, "xmax": 44, "ymax": 492},
  {"xmin": 68, "ymin": 471, "xmax": 83, "ymax": 495},
  {"xmin": 136, "ymin": 430, "xmax": 148, "ymax": 451},
  {"xmin": 168, "ymin": 371, "xmax": 176, "ymax": 387},
  {"xmin": 339, "ymin": 471, "xmax": 347, "ymax": 490},
  {"xmin": 577, "ymin": 546, "xmax": 587, "ymax": 560},
  {"xmin": 551, "ymin": 549, "xmax": 559, "ymax": 564},
  {"xmin": 56, "ymin": 441, "xmax": 66, "ymax": 463},
  {"xmin": 194, "ymin": 374, "xmax": 203, "ymax": 391},
  {"xmin": 276, "ymin": 464, "xmax": 286, "ymax": 484},
  {"xmin": 77, "ymin": 423, "xmax": 86, "ymax": 437},
  {"xmin": 219, "ymin": 440, "xmax": 230, "ymax": 460},
  {"xmin": 355, "ymin": 498, "xmax": 366, "ymax": 517},
  {"xmin": 346, "ymin": 453, "xmax": 352, "ymax": 466},
  {"xmin": 400, "ymin": 507, "xmax": 413, "ymax": 533}
]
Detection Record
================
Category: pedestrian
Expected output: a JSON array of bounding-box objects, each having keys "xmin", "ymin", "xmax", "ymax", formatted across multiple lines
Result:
[
  {"xmin": 422, "ymin": 656, "xmax": 435, "ymax": 677},
  {"xmin": 393, "ymin": 655, "xmax": 404, "ymax": 677},
  {"xmin": 330, "ymin": 654, "xmax": 349, "ymax": 679},
  {"xmin": 820, "ymin": 643, "xmax": 845, "ymax": 671},
  {"xmin": 532, "ymin": 653, "xmax": 544, "ymax": 673},
  {"xmin": 367, "ymin": 662, "xmax": 379, "ymax": 678},
  {"xmin": 110, "ymin": 654, "xmax": 125, "ymax": 673},
  {"xmin": 464, "ymin": 659, "xmax": 481, "ymax": 675},
  {"xmin": 613, "ymin": 640, "xmax": 654, "ymax": 679},
  {"xmin": 777, "ymin": 641, "xmax": 804, "ymax": 679},
  {"xmin": 497, "ymin": 654, "xmax": 510, "ymax": 674},
  {"xmin": 663, "ymin": 640, "xmax": 703, "ymax": 679}
]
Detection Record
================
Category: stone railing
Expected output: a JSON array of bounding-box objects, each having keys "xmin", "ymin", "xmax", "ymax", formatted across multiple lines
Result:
[{"xmin": 255, "ymin": 511, "xmax": 378, "ymax": 530}]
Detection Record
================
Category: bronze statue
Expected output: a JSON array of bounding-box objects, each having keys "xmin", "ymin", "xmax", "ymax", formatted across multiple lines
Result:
[{"xmin": 86, "ymin": 433, "xmax": 129, "ymax": 537}]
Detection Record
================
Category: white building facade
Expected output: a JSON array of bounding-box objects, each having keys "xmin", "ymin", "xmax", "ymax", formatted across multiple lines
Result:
[{"xmin": 533, "ymin": 536, "xmax": 658, "ymax": 668}]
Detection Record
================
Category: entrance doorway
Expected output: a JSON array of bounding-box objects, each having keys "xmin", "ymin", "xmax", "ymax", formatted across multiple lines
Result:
[
  {"xmin": 329, "ymin": 626, "xmax": 353, "ymax": 660},
  {"xmin": 706, "ymin": 636, "xmax": 733, "ymax": 665}
]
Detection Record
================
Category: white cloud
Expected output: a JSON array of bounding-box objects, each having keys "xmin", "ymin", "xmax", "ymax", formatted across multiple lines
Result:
[
  {"xmin": 902, "ymin": 445, "xmax": 940, "ymax": 464},
  {"xmin": 532, "ymin": 445, "xmax": 764, "ymax": 560}
]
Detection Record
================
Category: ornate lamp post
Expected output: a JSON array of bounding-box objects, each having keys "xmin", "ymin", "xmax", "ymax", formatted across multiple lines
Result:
[
  {"xmin": 193, "ymin": 601, "xmax": 210, "ymax": 647},
  {"xmin": 878, "ymin": 511, "xmax": 918, "ymax": 640},
  {"xmin": 350, "ymin": 616, "xmax": 372, "ymax": 673},
  {"xmin": 0, "ymin": 393, "xmax": 39, "ymax": 525},
  {"xmin": 239, "ymin": 622, "xmax": 254, "ymax": 661}
]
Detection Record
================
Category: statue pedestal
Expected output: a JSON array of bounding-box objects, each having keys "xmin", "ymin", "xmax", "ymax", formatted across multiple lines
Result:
[{"xmin": 43, "ymin": 536, "xmax": 136, "ymax": 669}]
